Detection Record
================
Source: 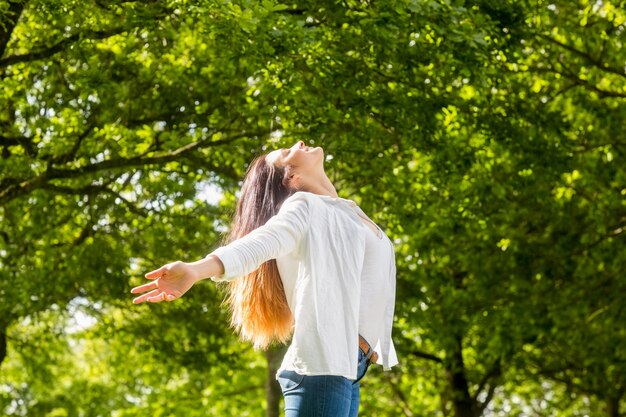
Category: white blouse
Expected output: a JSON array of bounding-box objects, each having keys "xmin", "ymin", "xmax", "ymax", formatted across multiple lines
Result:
[
  {"xmin": 208, "ymin": 191, "xmax": 398, "ymax": 380},
  {"xmin": 353, "ymin": 202, "xmax": 396, "ymax": 360}
]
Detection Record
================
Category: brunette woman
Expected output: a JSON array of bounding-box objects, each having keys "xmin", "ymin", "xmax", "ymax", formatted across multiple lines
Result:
[{"xmin": 131, "ymin": 140, "xmax": 398, "ymax": 416}]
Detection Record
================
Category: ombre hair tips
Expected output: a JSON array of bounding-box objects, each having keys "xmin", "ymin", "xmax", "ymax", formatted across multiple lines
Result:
[{"xmin": 223, "ymin": 154, "xmax": 295, "ymax": 350}]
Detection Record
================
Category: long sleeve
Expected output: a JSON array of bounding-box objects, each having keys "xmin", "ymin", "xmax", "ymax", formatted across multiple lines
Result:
[{"xmin": 207, "ymin": 193, "xmax": 311, "ymax": 282}]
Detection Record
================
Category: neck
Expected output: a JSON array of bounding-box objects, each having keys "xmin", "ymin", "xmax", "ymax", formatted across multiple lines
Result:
[{"xmin": 301, "ymin": 171, "xmax": 338, "ymax": 198}]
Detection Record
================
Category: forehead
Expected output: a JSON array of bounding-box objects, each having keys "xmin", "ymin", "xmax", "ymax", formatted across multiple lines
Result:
[{"xmin": 266, "ymin": 149, "xmax": 287, "ymax": 167}]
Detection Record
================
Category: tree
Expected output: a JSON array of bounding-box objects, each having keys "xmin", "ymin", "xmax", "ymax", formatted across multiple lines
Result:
[{"xmin": 1, "ymin": 0, "xmax": 624, "ymax": 416}]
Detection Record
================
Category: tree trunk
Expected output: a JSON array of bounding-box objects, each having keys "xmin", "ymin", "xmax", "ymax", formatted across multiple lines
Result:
[
  {"xmin": 265, "ymin": 345, "xmax": 287, "ymax": 417},
  {"xmin": 607, "ymin": 395, "xmax": 620, "ymax": 417},
  {"xmin": 0, "ymin": 327, "xmax": 6, "ymax": 367},
  {"xmin": 446, "ymin": 336, "xmax": 476, "ymax": 417}
]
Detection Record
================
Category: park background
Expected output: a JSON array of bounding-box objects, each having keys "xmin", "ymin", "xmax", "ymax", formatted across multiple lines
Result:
[{"xmin": 1, "ymin": 0, "xmax": 625, "ymax": 416}]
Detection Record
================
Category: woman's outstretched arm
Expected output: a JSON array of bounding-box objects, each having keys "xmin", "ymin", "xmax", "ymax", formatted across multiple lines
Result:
[
  {"xmin": 130, "ymin": 192, "xmax": 311, "ymax": 303},
  {"xmin": 130, "ymin": 255, "xmax": 225, "ymax": 304}
]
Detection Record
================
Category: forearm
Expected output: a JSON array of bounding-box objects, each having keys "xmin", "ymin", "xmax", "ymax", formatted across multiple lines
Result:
[{"xmin": 185, "ymin": 255, "xmax": 225, "ymax": 282}]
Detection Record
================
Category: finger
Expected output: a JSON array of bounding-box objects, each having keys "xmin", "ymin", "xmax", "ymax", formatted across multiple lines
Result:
[
  {"xmin": 130, "ymin": 280, "xmax": 159, "ymax": 294},
  {"xmin": 133, "ymin": 289, "xmax": 160, "ymax": 304},
  {"xmin": 147, "ymin": 292, "xmax": 167, "ymax": 303},
  {"xmin": 145, "ymin": 265, "xmax": 168, "ymax": 280},
  {"xmin": 165, "ymin": 294, "xmax": 176, "ymax": 302}
]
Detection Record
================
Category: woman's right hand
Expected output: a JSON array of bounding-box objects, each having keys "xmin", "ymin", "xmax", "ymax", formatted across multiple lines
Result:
[{"xmin": 131, "ymin": 260, "xmax": 200, "ymax": 304}]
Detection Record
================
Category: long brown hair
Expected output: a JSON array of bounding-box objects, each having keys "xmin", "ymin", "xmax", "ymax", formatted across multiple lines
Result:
[{"xmin": 223, "ymin": 154, "xmax": 295, "ymax": 350}]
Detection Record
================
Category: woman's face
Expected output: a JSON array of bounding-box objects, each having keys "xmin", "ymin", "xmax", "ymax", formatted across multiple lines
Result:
[{"xmin": 266, "ymin": 140, "xmax": 324, "ymax": 171}]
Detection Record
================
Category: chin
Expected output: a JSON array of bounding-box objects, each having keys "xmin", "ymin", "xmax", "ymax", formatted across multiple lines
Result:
[{"xmin": 317, "ymin": 149, "xmax": 326, "ymax": 165}]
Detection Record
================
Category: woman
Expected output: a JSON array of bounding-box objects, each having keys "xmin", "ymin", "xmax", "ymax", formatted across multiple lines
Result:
[{"xmin": 131, "ymin": 140, "xmax": 398, "ymax": 416}]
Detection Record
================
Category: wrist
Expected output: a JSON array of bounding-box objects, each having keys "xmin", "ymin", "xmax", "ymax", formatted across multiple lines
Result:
[{"xmin": 185, "ymin": 254, "xmax": 224, "ymax": 282}]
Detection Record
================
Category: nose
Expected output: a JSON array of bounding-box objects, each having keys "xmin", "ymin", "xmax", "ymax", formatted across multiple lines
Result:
[{"xmin": 293, "ymin": 140, "xmax": 304, "ymax": 149}]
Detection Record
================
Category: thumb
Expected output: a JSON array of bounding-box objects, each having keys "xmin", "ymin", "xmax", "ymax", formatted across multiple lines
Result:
[{"xmin": 145, "ymin": 265, "xmax": 168, "ymax": 280}]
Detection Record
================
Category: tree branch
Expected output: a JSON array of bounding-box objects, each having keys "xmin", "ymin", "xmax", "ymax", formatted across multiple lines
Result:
[
  {"xmin": 550, "ymin": 58, "xmax": 626, "ymax": 99},
  {"xmin": 44, "ymin": 122, "xmax": 97, "ymax": 164},
  {"xmin": 508, "ymin": 60, "xmax": 626, "ymax": 99},
  {"xmin": 384, "ymin": 372, "xmax": 415, "ymax": 417},
  {"xmin": 474, "ymin": 359, "xmax": 502, "ymax": 413},
  {"xmin": 94, "ymin": 0, "xmax": 150, "ymax": 10},
  {"xmin": 0, "ymin": 134, "xmax": 36, "ymax": 156},
  {"xmin": 410, "ymin": 348, "xmax": 444, "ymax": 363},
  {"xmin": 538, "ymin": 34, "xmax": 626, "ymax": 80},
  {"xmin": 535, "ymin": 365, "xmax": 603, "ymax": 397},
  {"xmin": 571, "ymin": 218, "xmax": 626, "ymax": 256},
  {"xmin": 0, "ymin": 130, "xmax": 264, "ymax": 205},
  {"xmin": 0, "ymin": 0, "xmax": 27, "ymax": 60},
  {"xmin": 71, "ymin": 216, "xmax": 98, "ymax": 247},
  {"xmin": 477, "ymin": 382, "xmax": 498, "ymax": 415},
  {"xmin": 0, "ymin": 27, "xmax": 128, "ymax": 68},
  {"xmin": 41, "ymin": 183, "xmax": 149, "ymax": 219},
  {"xmin": 474, "ymin": 359, "xmax": 502, "ymax": 401}
]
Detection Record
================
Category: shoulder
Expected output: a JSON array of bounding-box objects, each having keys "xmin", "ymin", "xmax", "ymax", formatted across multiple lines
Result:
[
  {"xmin": 278, "ymin": 191, "xmax": 325, "ymax": 216},
  {"xmin": 284, "ymin": 191, "xmax": 333, "ymax": 208},
  {"xmin": 284, "ymin": 191, "xmax": 323, "ymax": 205},
  {"xmin": 277, "ymin": 191, "xmax": 316, "ymax": 215}
]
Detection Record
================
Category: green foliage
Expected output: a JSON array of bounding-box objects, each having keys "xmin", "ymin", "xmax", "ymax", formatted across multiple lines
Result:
[{"xmin": 1, "ymin": 0, "xmax": 625, "ymax": 416}]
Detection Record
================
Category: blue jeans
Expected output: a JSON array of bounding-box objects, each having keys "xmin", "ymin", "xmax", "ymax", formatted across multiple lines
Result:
[{"xmin": 277, "ymin": 346, "xmax": 373, "ymax": 417}]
